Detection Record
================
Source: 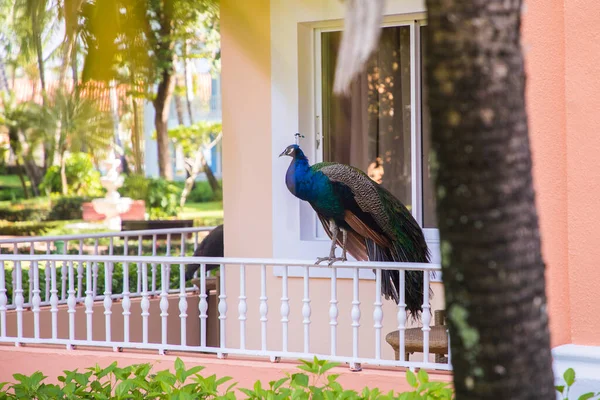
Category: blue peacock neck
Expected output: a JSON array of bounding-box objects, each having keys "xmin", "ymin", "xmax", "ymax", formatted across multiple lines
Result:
[{"xmin": 285, "ymin": 151, "xmax": 312, "ymax": 199}]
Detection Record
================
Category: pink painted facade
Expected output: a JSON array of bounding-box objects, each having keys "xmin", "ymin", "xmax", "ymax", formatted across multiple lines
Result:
[{"xmin": 2, "ymin": 0, "xmax": 600, "ymax": 393}]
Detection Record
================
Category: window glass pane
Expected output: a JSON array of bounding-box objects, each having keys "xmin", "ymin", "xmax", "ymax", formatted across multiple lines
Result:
[
  {"xmin": 421, "ymin": 25, "xmax": 438, "ymax": 228},
  {"xmin": 321, "ymin": 26, "xmax": 412, "ymax": 210}
]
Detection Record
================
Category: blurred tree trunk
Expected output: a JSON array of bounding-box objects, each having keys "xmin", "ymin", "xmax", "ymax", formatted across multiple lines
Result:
[
  {"xmin": 153, "ymin": 67, "xmax": 175, "ymax": 180},
  {"xmin": 424, "ymin": 0, "xmax": 554, "ymax": 398}
]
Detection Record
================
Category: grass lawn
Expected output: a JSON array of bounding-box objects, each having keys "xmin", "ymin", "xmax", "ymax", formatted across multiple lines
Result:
[
  {"xmin": 179, "ymin": 201, "xmax": 223, "ymax": 221},
  {"xmin": 0, "ymin": 175, "xmax": 26, "ymax": 187}
]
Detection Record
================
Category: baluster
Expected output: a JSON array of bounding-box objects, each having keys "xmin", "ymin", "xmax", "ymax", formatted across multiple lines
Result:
[
  {"xmin": 151, "ymin": 235, "xmax": 157, "ymax": 293},
  {"xmin": 92, "ymin": 240, "xmax": 99, "ymax": 298},
  {"xmin": 141, "ymin": 263, "xmax": 150, "ymax": 344},
  {"xmin": 45, "ymin": 243, "xmax": 51, "ymax": 301},
  {"xmin": 0, "ymin": 261, "xmax": 7, "ymax": 338},
  {"xmin": 238, "ymin": 264, "xmax": 247, "ymax": 350},
  {"xmin": 160, "ymin": 263, "xmax": 169, "ymax": 353},
  {"xmin": 302, "ymin": 266, "xmax": 311, "ymax": 354},
  {"xmin": 179, "ymin": 262, "xmax": 187, "ymax": 346},
  {"xmin": 61, "ymin": 241, "xmax": 68, "ymax": 301},
  {"xmin": 350, "ymin": 268, "xmax": 361, "ymax": 371},
  {"xmin": 329, "ymin": 266, "xmax": 338, "ymax": 356},
  {"xmin": 85, "ymin": 260, "xmax": 94, "ymax": 341},
  {"xmin": 28, "ymin": 242, "xmax": 34, "ymax": 304},
  {"xmin": 397, "ymin": 270, "xmax": 407, "ymax": 361},
  {"xmin": 260, "ymin": 264, "xmax": 268, "ymax": 352},
  {"xmin": 373, "ymin": 269, "xmax": 383, "ymax": 360},
  {"xmin": 218, "ymin": 263, "xmax": 227, "ymax": 358},
  {"xmin": 109, "ymin": 237, "xmax": 114, "ymax": 256},
  {"xmin": 11, "ymin": 244, "xmax": 16, "ymax": 305},
  {"xmin": 199, "ymin": 264, "xmax": 208, "ymax": 347},
  {"xmin": 165, "ymin": 237, "xmax": 171, "ymax": 293},
  {"xmin": 15, "ymin": 259, "xmax": 24, "ymax": 344},
  {"xmin": 194, "ymin": 232, "xmax": 199, "ymax": 251},
  {"xmin": 280, "ymin": 266, "xmax": 290, "ymax": 353},
  {"xmin": 67, "ymin": 261, "xmax": 76, "ymax": 348},
  {"xmin": 104, "ymin": 262, "xmax": 113, "ymax": 342},
  {"xmin": 421, "ymin": 271, "xmax": 431, "ymax": 363},
  {"xmin": 32, "ymin": 261, "xmax": 41, "ymax": 339},
  {"xmin": 180, "ymin": 233, "xmax": 185, "ymax": 256},
  {"xmin": 50, "ymin": 260, "xmax": 59, "ymax": 340},
  {"xmin": 77, "ymin": 240, "xmax": 84, "ymax": 299},
  {"xmin": 447, "ymin": 329, "xmax": 452, "ymax": 365},
  {"xmin": 122, "ymin": 261, "xmax": 131, "ymax": 344},
  {"xmin": 137, "ymin": 235, "xmax": 143, "ymax": 294},
  {"xmin": 124, "ymin": 236, "xmax": 128, "ymax": 256}
]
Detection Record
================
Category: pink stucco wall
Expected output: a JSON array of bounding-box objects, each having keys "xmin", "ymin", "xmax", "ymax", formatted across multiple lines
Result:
[
  {"xmin": 524, "ymin": 0, "xmax": 600, "ymax": 347},
  {"xmin": 0, "ymin": 347, "xmax": 451, "ymax": 394}
]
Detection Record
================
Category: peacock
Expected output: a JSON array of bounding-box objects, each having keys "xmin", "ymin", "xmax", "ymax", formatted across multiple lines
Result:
[{"xmin": 279, "ymin": 144, "xmax": 430, "ymax": 318}]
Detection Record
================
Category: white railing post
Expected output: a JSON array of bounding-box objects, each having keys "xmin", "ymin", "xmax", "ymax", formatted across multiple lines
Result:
[
  {"xmin": 103, "ymin": 262, "xmax": 113, "ymax": 343},
  {"xmin": 67, "ymin": 260, "xmax": 76, "ymax": 348},
  {"xmin": 373, "ymin": 269, "xmax": 383, "ymax": 360},
  {"xmin": 45, "ymin": 243, "xmax": 51, "ymax": 302},
  {"xmin": 15, "ymin": 259, "xmax": 24, "ymax": 345},
  {"xmin": 302, "ymin": 266, "xmax": 311, "ymax": 354},
  {"xmin": 329, "ymin": 267, "xmax": 338, "ymax": 356},
  {"xmin": 280, "ymin": 266, "xmax": 290, "ymax": 353},
  {"xmin": 77, "ymin": 240, "xmax": 84, "ymax": 299},
  {"xmin": 92, "ymin": 240, "xmax": 99, "ymax": 298},
  {"xmin": 398, "ymin": 270, "xmax": 407, "ymax": 362},
  {"xmin": 422, "ymin": 271, "xmax": 431, "ymax": 363},
  {"xmin": 151, "ymin": 235, "xmax": 157, "ymax": 293},
  {"xmin": 32, "ymin": 260, "xmax": 41, "ymax": 339},
  {"xmin": 199, "ymin": 264, "xmax": 208, "ymax": 348},
  {"xmin": 85, "ymin": 260, "xmax": 94, "ymax": 341},
  {"xmin": 238, "ymin": 264, "xmax": 247, "ymax": 350},
  {"xmin": 28, "ymin": 242, "xmax": 34, "ymax": 304},
  {"xmin": 260, "ymin": 264, "xmax": 268, "ymax": 352},
  {"xmin": 61, "ymin": 241, "xmax": 68, "ymax": 301},
  {"xmin": 0, "ymin": 261, "xmax": 7, "ymax": 338},
  {"xmin": 350, "ymin": 268, "xmax": 361, "ymax": 371},
  {"xmin": 122, "ymin": 261, "xmax": 131, "ymax": 344},
  {"xmin": 179, "ymin": 262, "xmax": 187, "ymax": 347},
  {"xmin": 160, "ymin": 263, "xmax": 169, "ymax": 353},
  {"xmin": 50, "ymin": 260, "xmax": 58, "ymax": 340},
  {"xmin": 141, "ymin": 262, "xmax": 150, "ymax": 344},
  {"xmin": 218, "ymin": 264, "xmax": 227, "ymax": 358}
]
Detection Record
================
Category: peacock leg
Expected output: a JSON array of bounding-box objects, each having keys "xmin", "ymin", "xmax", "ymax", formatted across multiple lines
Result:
[
  {"xmin": 339, "ymin": 228, "xmax": 348, "ymax": 261},
  {"xmin": 315, "ymin": 220, "xmax": 340, "ymax": 265}
]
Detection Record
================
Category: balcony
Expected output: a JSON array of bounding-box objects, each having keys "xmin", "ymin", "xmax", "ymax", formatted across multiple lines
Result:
[{"xmin": 0, "ymin": 227, "xmax": 449, "ymax": 388}]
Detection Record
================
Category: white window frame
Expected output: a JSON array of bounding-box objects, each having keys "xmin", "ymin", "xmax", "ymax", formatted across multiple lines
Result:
[{"xmin": 270, "ymin": 2, "xmax": 439, "ymax": 280}]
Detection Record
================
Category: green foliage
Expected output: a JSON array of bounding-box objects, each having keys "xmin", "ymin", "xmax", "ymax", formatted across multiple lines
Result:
[
  {"xmin": 188, "ymin": 180, "xmax": 223, "ymax": 203},
  {"xmin": 39, "ymin": 153, "xmax": 104, "ymax": 197},
  {"xmin": 0, "ymin": 220, "xmax": 59, "ymax": 236},
  {"xmin": 0, "ymin": 357, "xmax": 454, "ymax": 399},
  {"xmin": 0, "ymin": 203, "xmax": 50, "ymax": 222},
  {"xmin": 556, "ymin": 368, "xmax": 600, "ymax": 400},
  {"xmin": 120, "ymin": 176, "xmax": 181, "ymax": 219},
  {"xmin": 167, "ymin": 122, "xmax": 222, "ymax": 156},
  {"xmin": 47, "ymin": 196, "xmax": 92, "ymax": 221}
]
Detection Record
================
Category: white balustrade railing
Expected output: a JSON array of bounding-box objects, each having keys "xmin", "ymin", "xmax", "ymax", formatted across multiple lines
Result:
[
  {"xmin": 0, "ymin": 227, "xmax": 213, "ymax": 309},
  {"xmin": 0, "ymin": 250, "xmax": 449, "ymax": 371}
]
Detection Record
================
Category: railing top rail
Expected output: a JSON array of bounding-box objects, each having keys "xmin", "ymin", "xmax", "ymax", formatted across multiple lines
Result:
[
  {"xmin": 0, "ymin": 254, "xmax": 442, "ymax": 271},
  {"xmin": 0, "ymin": 226, "xmax": 216, "ymax": 245}
]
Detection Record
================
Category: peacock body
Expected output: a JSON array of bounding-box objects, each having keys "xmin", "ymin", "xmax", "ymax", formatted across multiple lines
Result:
[{"xmin": 280, "ymin": 144, "xmax": 430, "ymax": 318}]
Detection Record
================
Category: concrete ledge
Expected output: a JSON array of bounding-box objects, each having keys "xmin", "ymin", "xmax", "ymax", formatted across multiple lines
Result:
[
  {"xmin": 0, "ymin": 346, "xmax": 452, "ymax": 394},
  {"xmin": 553, "ymin": 344, "xmax": 600, "ymax": 396}
]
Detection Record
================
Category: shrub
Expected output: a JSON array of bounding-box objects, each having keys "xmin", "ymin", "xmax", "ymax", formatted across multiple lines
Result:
[
  {"xmin": 120, "ymin": 176, "xmax": 181, "ymax": 219},
  {"xmin": 0, "ymin": 203, "xmax": 50, "ymax": 222},
  {"xmin": 0, "ymin": 220, "xmax": 59, "ymax": 236},
  {"xmin": 0, "ymin": 357, "xmax": 454, "ymax": 399},
  {"xmin": 47, "ymin": 196, "xmax": 92, "ymax": 221},
  {"xmin": 188, "ymin": 180, "xmax": 223, "ymax": 203},
  {"xmin": 39, "ymin": 152, "xmax": 104, "ymax": 197}
]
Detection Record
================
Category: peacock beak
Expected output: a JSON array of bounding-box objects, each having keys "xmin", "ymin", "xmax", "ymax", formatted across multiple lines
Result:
[{"xmin": 278, "ymin": 150, "xmax": 286, "ymax": 157}]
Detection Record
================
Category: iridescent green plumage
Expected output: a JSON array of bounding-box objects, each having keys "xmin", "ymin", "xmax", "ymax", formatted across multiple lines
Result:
[{"xmin": 281, "ymin": 144, "xmax": 430, "ymax": 318}]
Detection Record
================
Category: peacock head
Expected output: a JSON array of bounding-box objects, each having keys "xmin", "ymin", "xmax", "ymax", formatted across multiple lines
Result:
[{"xmin": 278, "ymin": 144, "xmax": 305, "ymax": 159}]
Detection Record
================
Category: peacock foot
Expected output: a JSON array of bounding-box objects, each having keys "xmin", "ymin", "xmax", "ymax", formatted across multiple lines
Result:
[{"xmin": 314, "ymin": 256, "xmax": 347, "ymax": 267}]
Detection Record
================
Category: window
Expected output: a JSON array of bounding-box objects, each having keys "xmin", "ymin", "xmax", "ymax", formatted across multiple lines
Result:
[
  {"xmin": 315, "ymin": 21, "xmax": 440, "ymax": 262},
  {"xmin": 274, "ymin": 16, "xmax": 440, "ymax": 281}
]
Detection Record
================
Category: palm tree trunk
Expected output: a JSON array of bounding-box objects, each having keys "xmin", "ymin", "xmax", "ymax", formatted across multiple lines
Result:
[
  {"xmin": 153, "ymin": 67, "xmax": 175, "ymax": 180},
  {"xmin": 183, "ymin": 40, "xmax": 195, "ymax": 124},
  {"xmin": 131, "ymin": 96, "xmax": 144, "ymax": 174},
  {"xmin": 424, "ymin": 0, "xmax": 554, "ymax": 397},
  {"xmin": 59, "ymin": 152, "xmax": 68, "ymax": 195},
  {"xmin": 14, "ymin": 159, "xmax": 30, "ymax": 199}
]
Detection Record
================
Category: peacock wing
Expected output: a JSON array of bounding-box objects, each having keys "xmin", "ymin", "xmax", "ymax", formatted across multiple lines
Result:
[{"xmin": 316, "ymin": 213, "xmax": 369, "ymax": 261}]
